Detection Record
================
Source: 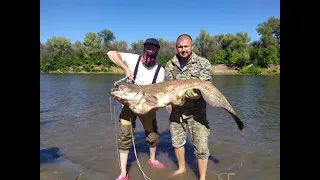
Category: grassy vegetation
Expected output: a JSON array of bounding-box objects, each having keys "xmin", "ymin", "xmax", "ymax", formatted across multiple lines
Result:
[{"xmin": 41, "ymin": 17, "xmax": 280, "ymax": 76}]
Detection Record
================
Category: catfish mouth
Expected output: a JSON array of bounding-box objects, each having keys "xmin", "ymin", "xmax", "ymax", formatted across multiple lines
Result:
[
  {"xmin": 110, "ymin": 84, "xmax": 122, "ymax": 98},
  {"xmin": 110, "ymin": 84, "xmax": 129, "ymax": 105}
]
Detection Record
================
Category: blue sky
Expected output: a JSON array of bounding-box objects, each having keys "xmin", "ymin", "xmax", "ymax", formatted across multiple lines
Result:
[{"xmin": 40, "ymin": 0, "xmax": 279, "ymax": 47}]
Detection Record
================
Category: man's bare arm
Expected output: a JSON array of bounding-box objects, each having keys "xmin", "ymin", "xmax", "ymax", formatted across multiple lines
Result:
[{"xmin": 107, "ymin": 51, "xmax": 133, "ymax": 80}]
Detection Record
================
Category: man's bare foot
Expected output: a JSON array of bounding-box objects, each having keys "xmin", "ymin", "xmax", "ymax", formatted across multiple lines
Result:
[{"xmin": 168, "ymin": 169, "xmax": 186, "ymax": 178}]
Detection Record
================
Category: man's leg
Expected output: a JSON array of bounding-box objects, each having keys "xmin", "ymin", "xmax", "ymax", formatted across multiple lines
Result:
[
  {"xmin": 169, "ymin": 119, "xmax": 188, "ymax": 176},
  {"xmin": 116, "ymin": 106, "xmax": 136, "ymax": 179},
  {"xmin": 119, "ymin": 150, "xmax": 129, "ymax": 177},
  {"xmin": 188, "ymin": 118, "xmax": 210, "ymax": 180},
  {"xmin": 198, "ymin": 158, "xmax": 208, "ymax": 180},
  {"xmin": 118, "ymin": 119, "xmax": 134, "ymax": 177},
  {"xmin": 139, "ymin": 112, "xmax": 164, "ymax": 168},
  {"xmin": 173, "ymin": 146, "xmax": 186, "ymax": 174}
]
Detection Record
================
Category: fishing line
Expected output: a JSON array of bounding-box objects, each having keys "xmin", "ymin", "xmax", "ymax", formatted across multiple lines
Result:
[
  {"xmin": 110, "ymin": 96, "xmax": 121, "ymax": 169},
  {"xmin": 110, "ymin": 76, "xmax": 151, "ymax": 180},
  {"xmin": 130, "ymin": 123, "xmax": 151, "ymax": 180}
]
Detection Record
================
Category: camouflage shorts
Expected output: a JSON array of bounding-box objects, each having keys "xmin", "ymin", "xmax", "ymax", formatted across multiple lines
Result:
[{"xmin": 170, "ymin": 113, "xmax": 210, "ymax": 159}]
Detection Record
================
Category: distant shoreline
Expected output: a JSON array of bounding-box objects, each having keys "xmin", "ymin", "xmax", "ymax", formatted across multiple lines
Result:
[{"xmin": 41, "ymin": 64, "xmax": 280, "ymax": 76}]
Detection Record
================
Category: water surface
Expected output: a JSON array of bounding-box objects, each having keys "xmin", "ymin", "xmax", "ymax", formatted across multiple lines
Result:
[{"xmin": 40, "ymin": 74, "xmax": 280, "ymax": 180}]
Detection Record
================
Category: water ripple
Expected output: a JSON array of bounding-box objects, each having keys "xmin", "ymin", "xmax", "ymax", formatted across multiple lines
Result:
[{"xmin": 40, "ymin": 74, "xmax": 280, "ymax": 180}]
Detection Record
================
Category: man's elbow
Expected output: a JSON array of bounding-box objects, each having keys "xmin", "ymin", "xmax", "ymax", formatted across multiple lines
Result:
[
  {"xmin": 107, "ymin": 51, "xmax": 122, "ymax": 58},
  {"xmin": 107, "ymin": 51, "xmax": 116, "ymax": 57}
]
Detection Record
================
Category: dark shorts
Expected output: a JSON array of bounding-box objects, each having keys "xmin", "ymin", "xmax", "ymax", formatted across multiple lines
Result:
[{"xmin": 117, "ymin": 106, "xmax": 159, "ymax": 153}]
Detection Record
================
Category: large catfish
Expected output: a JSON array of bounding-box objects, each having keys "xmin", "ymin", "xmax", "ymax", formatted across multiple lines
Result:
[{"xmin": 110, "ymin": 79, "xmax": 244, "ymax": 132}]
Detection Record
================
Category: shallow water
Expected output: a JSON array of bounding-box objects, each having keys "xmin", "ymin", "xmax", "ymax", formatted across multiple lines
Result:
[{"xmin": 40, "ymin": 74, "xmax": 280, "ymax": 180}]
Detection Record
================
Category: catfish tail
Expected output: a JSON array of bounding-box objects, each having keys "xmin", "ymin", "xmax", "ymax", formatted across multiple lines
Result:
[
  {"xmin": 225, "ymin": 109, "xmax": 244, "ymax": 130},
  {"xmin": 196, "ymin": 83, "xmax": 244, "ymax": 130}
]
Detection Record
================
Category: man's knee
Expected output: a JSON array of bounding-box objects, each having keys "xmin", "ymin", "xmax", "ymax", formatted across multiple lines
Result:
[
  {"xmin": 194, "ymin": 146, "xmax": 210, "ymax": 159},
  {"xmin": 118, "ymin": 123, "xmax": 133, "ymax": 151},
  {"xmin": 146, "ymin": 132, "xmax": 159, "ymax": 147},
  {"xmin": 191, "ymin": 123, "xmax": 210, "ymax": 159},
  {"xmin": 170, "ymin": 122, "xmax": 187, "ymax": 148},
  {"xmin": 120, "ymin": 119, "xmax": 132, "ymax": 125},
  {"xmin": 192, "ymin": 129, "xmax": 210, "ymax": 159}
]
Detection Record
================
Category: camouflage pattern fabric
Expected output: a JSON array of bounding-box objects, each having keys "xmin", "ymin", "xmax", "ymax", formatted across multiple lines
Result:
[
  {"xmin": 164, "ymin": 52, "xmax": 213, "ymax": 159},
  {"xmin": 164, "ymin": 52, "xmax": 213, "ymax": 110},
  {"xmin": 170, "ymin": 114, "xmax": 211, "ymax": 159}
]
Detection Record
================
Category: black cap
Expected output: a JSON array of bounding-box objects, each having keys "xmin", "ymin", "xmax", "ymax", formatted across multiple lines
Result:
[{"xmin": 144, "ymin": 38, "xmax": 160, "ymax": 49}]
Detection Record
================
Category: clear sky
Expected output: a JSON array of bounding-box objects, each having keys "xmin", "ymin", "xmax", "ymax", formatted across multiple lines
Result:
[{"xmin": 40, "ymin": 0, "xmax": 280, "ymax": 46}]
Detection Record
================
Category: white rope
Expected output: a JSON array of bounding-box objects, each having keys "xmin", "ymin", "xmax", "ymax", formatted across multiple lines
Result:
[
  {"xmin": 131, "ymin": 124, "xmax": 151, "ymax": 180},
  {"xmin": 110, "ymin": 96, "xmax": 121, "ymax": 169}
]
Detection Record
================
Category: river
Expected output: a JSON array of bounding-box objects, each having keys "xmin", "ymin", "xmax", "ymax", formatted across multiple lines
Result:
[{"xmin": 40, "ymin": 74, "xmax": 280, "ymax": 180}]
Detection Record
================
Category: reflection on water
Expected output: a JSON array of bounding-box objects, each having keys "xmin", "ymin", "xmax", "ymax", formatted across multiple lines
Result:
[{"xmin": 40, "ymin": 74, "xmax": 280, "ymax": 180}]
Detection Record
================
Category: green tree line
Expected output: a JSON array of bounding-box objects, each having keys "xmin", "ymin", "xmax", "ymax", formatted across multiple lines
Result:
[{"xmin": 40, "ymin": 16, "xmax": 279, "ymax": 74}]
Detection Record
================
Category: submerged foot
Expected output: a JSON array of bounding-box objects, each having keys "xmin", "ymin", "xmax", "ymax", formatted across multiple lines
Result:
[{"xmin": 168, "ymin": 169, "xmax": 186, "ymax": 178}]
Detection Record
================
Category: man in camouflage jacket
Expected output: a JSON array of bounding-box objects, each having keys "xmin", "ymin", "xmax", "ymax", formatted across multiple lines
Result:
[{"xmin": 164, "ymin": 34, "xmax": 213, "ymax": 180}]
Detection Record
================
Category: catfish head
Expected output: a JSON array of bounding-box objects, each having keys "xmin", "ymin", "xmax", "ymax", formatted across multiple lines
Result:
[
  {"xmin": 110, "ymin": 82, "xmax": 159, "ymax": 115},
  {"xmin": 110, "ymin": 82, "xmax": 143, "ymax": 106}
]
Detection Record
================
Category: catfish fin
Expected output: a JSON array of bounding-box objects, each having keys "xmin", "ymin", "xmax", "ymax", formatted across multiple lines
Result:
[{"xmin": 144, "ymin": 94, "xmax": 158, "ymax": 106}]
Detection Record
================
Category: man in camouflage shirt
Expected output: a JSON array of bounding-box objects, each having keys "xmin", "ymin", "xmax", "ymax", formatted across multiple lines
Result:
[{"xmin": 164, "ymin": 34, "xmax": 213, "ymax": 180}]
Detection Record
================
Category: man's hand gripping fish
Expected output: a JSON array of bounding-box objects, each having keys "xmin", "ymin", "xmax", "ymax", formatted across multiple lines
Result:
[{"xmin": 110, "ymin": 79, "xmax": 244, "ymax": 135}]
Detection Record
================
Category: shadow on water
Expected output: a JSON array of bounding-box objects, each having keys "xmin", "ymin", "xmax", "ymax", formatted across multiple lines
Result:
[
  {"xmin": 126, "ymin": 129, "xmax": 219, "ymax": 179},
  {"xmin": 40, "ymin": 109, "xmax": 55, "ymax": 114},
  {"xmin": 40, "ymin": 110, "xmax": 50, "ymax": 114},
  {"xmin": 40, "ymin": 120, "xmax": 58, "ymax": 127},
  {"xmin": 40, "ymin": 147, "xmax": 111, "ymax": 179},
  {"xmin": 40, "ymin": 147, "xmax": 60, "ymax": 164}
]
